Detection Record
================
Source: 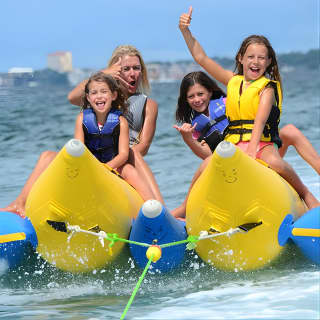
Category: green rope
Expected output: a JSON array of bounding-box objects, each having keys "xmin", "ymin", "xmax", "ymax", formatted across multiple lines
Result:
[
  {"xmin": 69, "ymin": 224, "xmax": 242, "ymax": 251},
  {"xmin": 118, "ymin": 235, "xmax": 201, "ymax": 319},
  {"xmin": 68, "ymin": 226, "xmax": 200, "ymax": 250},
  {"xmin": 104, "ymin": 232, "xmax": 150, "ymax": 248},
  {"xmin": 159, "ymin": 235, "xmax": 199, "ymax": 249},
  {"xmin": 118, "ymin": 236, "xmax": 201, "ymax": 319},
  {"xmin": 120, "ymin": 254, "xmax": 154, "ymax": 320},
  {"xmin": 103, "ymin": 233, "xmax": 199, "ymax": 250}
]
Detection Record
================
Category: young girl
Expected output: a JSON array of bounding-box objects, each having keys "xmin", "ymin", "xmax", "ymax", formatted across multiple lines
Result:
[
  {"xmin": 79, "ymin": 72, "xmax": 129, "ymax": 169},
  {"xmin": 173, "ymin": 71, "xmax": 227, "ymax": 159},
  {"xmin": 173, "ymin": 71, "xmax": 320, "ymax": 217},
  {"xmin": 76, "ymin": 72, "xmax": 155, "ymax": 201},
  {"xmin": 175, "ymin": 7, "xmax": 319, "ymax": 213}
]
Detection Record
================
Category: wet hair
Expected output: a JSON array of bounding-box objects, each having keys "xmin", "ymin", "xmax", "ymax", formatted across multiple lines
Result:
[
  {"xmin": 234, "ymin": 35, "xmax": 282, "ymax": 93},
  {"xmin": 108, "ymin": 45, "xmax": 150, "ymax": 95},
  {"xmin": 83, "ymin": 72, "xmax": 128, "ymax": 114},
  {"xmin": 176, "ymin": 71, "xmax": 226, "ymax": 124}
]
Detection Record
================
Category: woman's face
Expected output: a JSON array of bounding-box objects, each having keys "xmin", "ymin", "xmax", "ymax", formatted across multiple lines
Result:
[
  {"xmin": 120, "ymin": 55, "xmax": 142, "ymax": 94},
  {"xmin": 186, "ymin": 83, "xmax": 212, "ymax": 114}
]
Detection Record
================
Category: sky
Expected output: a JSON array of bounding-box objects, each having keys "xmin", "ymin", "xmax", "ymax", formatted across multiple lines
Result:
[{"xmin": 1, "ymin": 0, "xmax": 319, "ymax": 72}]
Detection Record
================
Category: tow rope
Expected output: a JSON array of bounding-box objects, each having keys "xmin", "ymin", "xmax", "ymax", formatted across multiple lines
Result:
[{"xmin": 47, "ymin": 220, "xmax": 261, "ymax": 319}]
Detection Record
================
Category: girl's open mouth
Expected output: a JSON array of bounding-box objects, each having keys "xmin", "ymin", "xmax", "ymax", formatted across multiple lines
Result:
[{"xmin": 96, "ymin": 101, "xmax": 105, "ymax": 109}]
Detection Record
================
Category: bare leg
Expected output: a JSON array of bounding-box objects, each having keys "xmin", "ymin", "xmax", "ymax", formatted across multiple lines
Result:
[
  {"xmin": 279, "ymin": 124, "xmax": 320, "ymax": 175},
  {"xmin": 128, "ymin": 149, "xmax": 164, "ymax": 204},
  {"xmin": 118, "ymin": 163, "xmax": 156, "ymax": 201},
  {"xmin": 0, "ymin": 151, "xmax": 57, "ymax": 215},
  {"xmin": 172, "ymin": 155, "xmax": 212, "ymax": 218},
  {"xmin": 260, "ymin": 145, "xmax": 319, "ymax": 211}
]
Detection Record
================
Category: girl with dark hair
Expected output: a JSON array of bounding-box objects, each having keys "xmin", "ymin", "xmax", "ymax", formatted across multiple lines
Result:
[{"xmin": 174, "ymin": 71, "xmax": 227, "ymax": 159}]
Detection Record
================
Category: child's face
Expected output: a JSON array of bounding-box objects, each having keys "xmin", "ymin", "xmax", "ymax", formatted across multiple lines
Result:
[
  {"xmin": 239, "ymin": 43, "xmax": 271, "ymax": 81},
  {"xmin": 120, "ymin": 55, "xmax": 142, "ymax": 94},
  {"xmin": 187, "ymin": 83, "xmax": 211, "ymax": 114},
  {"xmin": 86, "ymin": 81, "xmax": 117, "ymax": 115}
]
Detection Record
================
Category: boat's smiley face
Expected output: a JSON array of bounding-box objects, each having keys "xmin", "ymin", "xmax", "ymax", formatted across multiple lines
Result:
[
  {"xmin": 220, "ymin": 168, "xmax": 238, "ymax": 183},
  {"xmin": 66, "ymin": 167, "xmax": 79, "ymax": 179}
]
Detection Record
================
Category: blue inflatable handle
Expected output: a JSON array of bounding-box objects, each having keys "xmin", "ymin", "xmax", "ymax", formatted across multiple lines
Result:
[
  {"xmin": 0, "ymin": 211, "xmax": 38, "ymax": 269},
  {"xmin": 129, "ymin": 200, "xmax": 187, "ymax": 272},
  {"xmin": 278, "ymin": 207, "xmax": 320, "ymax": 264}
]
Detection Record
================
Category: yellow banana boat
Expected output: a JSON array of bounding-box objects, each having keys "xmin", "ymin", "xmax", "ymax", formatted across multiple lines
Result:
[
  {"xmin": 186, "ymin": 141, "xmax": 307, "ymax": 271},
  {"xmin": 25, "ymin": 139, "xmax": 143, "ymax": 272}
]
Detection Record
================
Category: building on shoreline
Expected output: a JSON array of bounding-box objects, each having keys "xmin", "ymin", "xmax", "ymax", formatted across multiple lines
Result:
[
  {"xmin": 48, "ymin": 51, "xmax": 72, "ymax": 73},
  {"xmin": 0, "ymin": 67, "xmax": 35, "ymax": 87}
]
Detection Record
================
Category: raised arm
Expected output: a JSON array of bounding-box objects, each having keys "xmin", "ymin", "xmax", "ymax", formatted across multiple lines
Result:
[
  {"xmin": 68, "ymin": 58, "xmax": 129, "ymax": 106},
  {"xmin": 68, "ymin": 80, "xmax": 87, "ymax": 106},
  {"xmin": 131, "ymin": 98, "xmax": 158, "ymax": 156},
  {"xmin": 179, "ymin": 6, "xmax": 233, "ymax": 86}
]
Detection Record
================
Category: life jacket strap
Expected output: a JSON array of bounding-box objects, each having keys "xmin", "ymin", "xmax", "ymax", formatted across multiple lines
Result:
[
  {"xmin": 227, "ymin": 119, "xmax": 282, "ymax": 148},
  {"xmin": 197, "ymin": 114, "xmax": 227, "ymax": 142},
  {"xmin": 228, "ymin": 120, "xmax": 270, "ymax": 136},
  {"xmin": 228, "ymin": 120, "xmax": 254, "ymax": 126}
]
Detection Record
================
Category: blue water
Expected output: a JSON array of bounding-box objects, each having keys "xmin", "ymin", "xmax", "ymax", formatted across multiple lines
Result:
[{"xmin": 0, "ymin": 74, "xmax": 319, "ymax": 319}]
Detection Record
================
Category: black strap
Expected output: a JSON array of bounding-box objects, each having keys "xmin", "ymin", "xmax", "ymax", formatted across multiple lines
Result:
[
  {"xmin": 211, "ymin": 114, "xmax": 227, "ymax": 125},
  {"xmin": 227, "ymin": 127, "xmax": 271, "ymax": 136},
  {"xmin": 227, "ymin": 128, "xmax": 252, "ymax": 135},
  {"xmin": 228, "ymin": 120, "xmax": 254, "ymax": 127},
  {"xmin": 267, "ymin": 81, "xmax": 279, "ymax": 106}
]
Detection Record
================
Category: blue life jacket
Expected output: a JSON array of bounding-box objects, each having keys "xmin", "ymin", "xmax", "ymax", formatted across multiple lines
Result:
[
  {"xmin": 191, "ymin": 97, "xmax": 229, "ymax": 152},
  {"xmin": 82, "ymin": 108, "xmax": 122, "ymax": 163}
]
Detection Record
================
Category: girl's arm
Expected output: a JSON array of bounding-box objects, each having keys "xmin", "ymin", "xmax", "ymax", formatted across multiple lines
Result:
[
  {"xmin": 173, "ymin": 123, "xmax": 212, "ymax": 160},
  {"xmin": 68, "ymin": 80, "xmax": 87, "ymax": 106},
  {"xmin": 74, "ymin": 112, "xmax": 84, "ymax": 142},
  {"xmin": 246, "ymin": 87, "xmax": 275, "ymax": 158},
  {"xmin": 107, "ymin": 116, "xmax": 129, "ymax": 169},
  {"xmin": 131, "ymin": 98, "xmax": 158, "ymax": 156},
  {"xmin": 179, "ymin": 6, "xmax": 233, "ymax": 86}
]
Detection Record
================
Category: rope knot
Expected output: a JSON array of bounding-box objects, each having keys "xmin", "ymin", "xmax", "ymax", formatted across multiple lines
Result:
[
  {"xmin": 186, "ymin": 235, "xmax": 199, "ymax": 250},
  {"xmin": 107, "ymin": 233, "xmax": 120, "ymax": 256}
]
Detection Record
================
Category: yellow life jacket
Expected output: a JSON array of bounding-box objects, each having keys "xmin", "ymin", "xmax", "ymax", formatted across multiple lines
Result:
[{"xmin": 225, "ymin": 75, "xmax": 282, "ymax": 147}]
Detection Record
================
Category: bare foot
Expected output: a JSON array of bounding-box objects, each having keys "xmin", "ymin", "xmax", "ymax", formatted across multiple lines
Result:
[
  {"xmin": 303, "ymin": 192, "xmax": 320, "ymax": 210},
  {"xmin": 0, "ymin": 201, "xmax": 26, "ymax": 218},
  {"xmin": 171, "ymin": 204, "xmax": 186, "ymax": 219}
]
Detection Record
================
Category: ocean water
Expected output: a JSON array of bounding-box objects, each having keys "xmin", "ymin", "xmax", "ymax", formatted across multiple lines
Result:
[{"xmin": 0, "ymin": 74, "xmax": 319, "ymax": 319}]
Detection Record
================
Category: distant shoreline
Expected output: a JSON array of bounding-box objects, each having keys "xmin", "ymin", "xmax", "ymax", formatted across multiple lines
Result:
[{"xmin": 0, "ymin": 49, "xmax": 318, "ymax": 87}]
